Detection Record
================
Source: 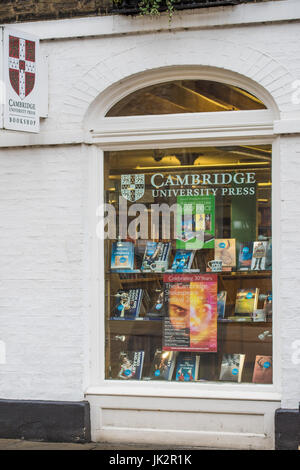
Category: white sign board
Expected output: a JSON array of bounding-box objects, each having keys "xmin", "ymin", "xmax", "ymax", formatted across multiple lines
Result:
[{"xmin": 2, "ymin": 27, "xmax": 40, "ymax": 133}]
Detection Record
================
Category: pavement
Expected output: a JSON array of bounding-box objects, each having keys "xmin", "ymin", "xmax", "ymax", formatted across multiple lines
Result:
[{"xmin": 0, "ymin": 438, "xmax": 216, "ymax": 451}]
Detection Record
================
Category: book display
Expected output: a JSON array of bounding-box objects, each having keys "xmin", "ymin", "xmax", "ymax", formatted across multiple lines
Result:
[
  {"xmin": 219, "ymin": 353, "xmax": 245, "ymax": 382},
  {"xmin": 104, "ymin": 145, "xmax": 273, "ymax": 384},
  {"xmin": 234, "ymin": 288, "xmax": 259, "ymax": 316},
  {"xmin": 237, "ymin": 242, "xmax": 253, "ymax": 271},
  {"xmin": 111, "ymin": 240, "xmax": 135, "ymax": 271},
  {"xmin": 252, "ymin": 355, "xmax": 272, "ymax": 384},
  {"xmin": 149, "ymin": 350, "xmax": 176, "ymax": 380},
  {"xmin": 175, "ymin": 353, "xmax": 200, "ymax": 381},
  {"xmin": 110, "ymin": 289, "xmax": 144, "ymax": 320},
  {"xmin": 141, "ymin": 241, "xmax": 171, "ymax": 272},
  {"xmin": 217, "ymin": 291, "xmax": 227, "ymax": 319},
  {"xmin": 115, "ymin": 351, "xmax": 145, "ymax": 380},
  {"xmin": 171, "ymin": 250, "xmax": 195, "ymax": 272}
]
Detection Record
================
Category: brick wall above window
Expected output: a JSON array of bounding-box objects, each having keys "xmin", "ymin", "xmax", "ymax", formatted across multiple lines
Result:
[{"xmin": 0, "ymin": 0, "xmax": 270, "ymax": 23}]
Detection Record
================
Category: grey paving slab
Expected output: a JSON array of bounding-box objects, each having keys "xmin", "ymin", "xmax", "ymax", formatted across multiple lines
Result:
[{"xmin": 0, "ymin": 438, "xmax": 219, "ymax": 451}]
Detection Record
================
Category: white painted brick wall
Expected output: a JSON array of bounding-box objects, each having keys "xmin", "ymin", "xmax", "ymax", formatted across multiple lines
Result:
[
  {"xmin": 279, "ymin": 136, "xmax": 300, "ymax": 409},
  {"xmin": 0, "ymin": 145, "xmax": 89, "ymax": 401},
  {"xmin": 0, "ymin": 6, "xmax": 300, "ymax": 408}
]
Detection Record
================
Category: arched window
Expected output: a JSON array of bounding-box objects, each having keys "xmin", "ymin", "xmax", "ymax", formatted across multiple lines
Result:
[
  {"xmin": 90, "ymin": 71, "xmax": 275, "ymax": 394},
  {"xmin": 106, "ymin": 80, "xmax": 266, "ymax": 116}
]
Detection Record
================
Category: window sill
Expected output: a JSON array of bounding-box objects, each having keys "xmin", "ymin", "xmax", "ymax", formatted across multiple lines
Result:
[{"xmin": 86, "ymin": 381, "xmax": 281, "ymax": 402}]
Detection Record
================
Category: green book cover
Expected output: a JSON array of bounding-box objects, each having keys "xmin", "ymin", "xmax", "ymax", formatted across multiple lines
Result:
[{"xmin": 176, "ymin": 195, "xmax": 215, "ymax": 249}]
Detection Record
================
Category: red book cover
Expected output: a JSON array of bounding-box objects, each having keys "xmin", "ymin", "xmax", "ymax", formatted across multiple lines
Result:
[{"xmin": 163, "ymin": 273, "xmax": 218, "ymax": 352}]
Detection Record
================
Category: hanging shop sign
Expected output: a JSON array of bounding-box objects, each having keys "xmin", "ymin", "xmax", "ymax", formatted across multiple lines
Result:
[{"xmin": 1, "ymin": 27, "xmax": 40, "ymax": 133}]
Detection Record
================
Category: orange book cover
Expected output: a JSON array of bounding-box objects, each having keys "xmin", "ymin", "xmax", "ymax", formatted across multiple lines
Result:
[
  {"xmin": 214, "ymin": 239, "xmax": 236, "ymax": 268},
  {"xmin": 252, "ymin": 356, "xmax": 272, "ymax": 384},
  {"xmin": 163, "ymin": 273, "xmax": 218, "ymax": 352}
]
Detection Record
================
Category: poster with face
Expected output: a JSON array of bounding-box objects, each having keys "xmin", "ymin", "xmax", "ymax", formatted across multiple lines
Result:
[{"xmin": 162, "ymin": 273, "xmax": 217, "ymax": 352}]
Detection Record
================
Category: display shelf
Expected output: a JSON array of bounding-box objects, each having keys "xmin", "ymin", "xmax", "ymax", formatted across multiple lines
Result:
[
  {"xmin": 109, "ymin": 319, "xmax": 271, "ymax": 331},
  {"xmin": 107, "ymin": 270, "xmax": 272, "ymax": 282},
  {"xmin": 109, "ymin": 319, "xmax": 163, "ymax": 336}
]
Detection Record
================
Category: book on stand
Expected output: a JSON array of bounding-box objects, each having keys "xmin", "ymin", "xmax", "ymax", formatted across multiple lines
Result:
[
  {"xmin": 252, "ymin": 355, "xmax": 272, "ymax": 384},
  {"xmin": 116, "ymin": 351, "xmax": 145, "ymax": 380},
  {"xmin": 219, "ymin": 353, "xmax": 245, "ymax": 382},
  {"xmin": 141, "ymin": 241, "xmax": 171, "ymax": 272},
  {"xmin": 111, "ymin": 289, "xmax": 144, "ymax": 320},
  {"xmin": 265, "ymin": 239, "xmax": 272, "ymax": 270},
  {"xmin": 149, "ymin": 350, "xmax": 176, "ymax": 380},
  {"xmin": 217, "ymin": 291, "xmax": 227, "ymax": 319},
  {"xmin": 263, "ymin": 292, "xmax": 272, "ymax": 321},
  {"xmin": 214, "ymin": 239, "xmax": 236, "ymax": 269},
  {"xmin": 251, "ymin": 241, "xmax": 268, "ymax": 270},
  {"xmin": 234, "ymin": 288, "xmax": 259, "ymax": 315},
  {"xmin": 111, "ymin": 240, "xmax": 135, "ymax": 271},
  {"xmin": 237, "ymin": 242, "xmax": 253, "ymax": 271},
  {"xmin": 171, "ymin": 250, "xmax": 195, "ymax": 272},
  {"xmin": 175, "ymin": 353, "xmax": 200, "ymax": 381},
  {"xmin": 144, "ymin": 289, "xmax": 165, "ymax": 321}
]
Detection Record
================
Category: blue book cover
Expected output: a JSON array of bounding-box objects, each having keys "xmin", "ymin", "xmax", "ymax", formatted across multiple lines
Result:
[
  {"xmin": 111, "ymin": 289, "xmax": 143, "ymax": 320},
  {"xmin": 217, "ymin": 291, "xmax": 227, "ymax": 319},
  {"xmin": 117, "ymin": 351, "xmax": 144, "ymax": 380},
  {"xmin": 171, "ymin": 250, "xmax": 194, "ymax": 272},
  {"xmin": 175, "ymin": 353, "xmax": 200, "ymax": 381},
  {"xmin": 111, "ymin": 241, "xmax": 134, "ymax": 271},
  {"xmin": 238, "ymin": 242, "xmax": 253, "ymax": 271}
]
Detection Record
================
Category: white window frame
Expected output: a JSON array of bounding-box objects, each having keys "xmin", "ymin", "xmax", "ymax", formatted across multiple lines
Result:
[{"xmin": 85, "ymin": 70, "xmax": 281, "ymax": 404}]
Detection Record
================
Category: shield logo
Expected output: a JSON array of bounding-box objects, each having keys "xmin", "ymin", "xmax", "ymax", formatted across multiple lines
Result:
[
  {"xmin": 9, "ymin": 35, "xmax": 36, "ymax": 100},
  {"xmin": 121, "ymin": 174, "xmax": 145, "ymax": 202}
]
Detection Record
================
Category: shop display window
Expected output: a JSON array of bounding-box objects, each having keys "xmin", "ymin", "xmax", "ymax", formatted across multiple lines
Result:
[{"xmin": 104, "ymin": 145, "xmax": 272, "ymax": 384}]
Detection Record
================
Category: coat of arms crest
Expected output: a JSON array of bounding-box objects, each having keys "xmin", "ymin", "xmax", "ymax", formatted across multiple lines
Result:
[
  {"xmin": 8, "ymin": 35, "xmax": 36, "ymax": 100},
  {"xmin": 121, "ymin": 174, "xmax": 145, "ymax": 202}
]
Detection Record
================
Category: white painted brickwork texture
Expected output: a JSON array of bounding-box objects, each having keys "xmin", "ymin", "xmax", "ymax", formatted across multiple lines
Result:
[
  {"xmin": 0, "ymin": 145, "xmax": 89, "ymax": 401},
  {"xmin": 0, "ymin": 9, "xmax": 300, "ymax": 407},
  {"xmin": 279, "ymin": 136, "xmax": 300, "ymax": 409}
]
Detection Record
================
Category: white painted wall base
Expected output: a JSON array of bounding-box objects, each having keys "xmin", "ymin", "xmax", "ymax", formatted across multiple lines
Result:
[{"xmin": 87, "ymin": 394, "xmax": 280, "ymax": 450}]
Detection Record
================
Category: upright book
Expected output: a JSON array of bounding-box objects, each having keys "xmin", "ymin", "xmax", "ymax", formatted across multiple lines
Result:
[
  {"xmin": 214, "ymin": 239, "xmax": 236, "ymax": 269},
  {"xmin": 144, "ymin": 289, "xmax": 165, "ymax": 320},
  {"xmin": 265, "ymin": 239, "xmax": 272, "ymax": 270},
  {"xmin": 217, "ymin": 291, "xmax": 227, "ymax": 319},
  {"xmin": 235, "ymin": 288, "xmax": 259, "ymax": 315},
  {"xmin": 219, "ymin": 353, "xmax": 245, "ymax": 382},
  {"xmin": 251, "ymin": 241, "xmax": 268, "ymax": 270},
  {"xmin": 116, "ymin": 351, "xmax": 145, "ymax": 380},
  {"xmin": 171, "ymin": 250, "xmax": 195, "ymax": 272},
  {"xmin": 175, "ymin": 353, "xmax": 200, "ymax": 381},
  {"xmin": 263, "ymin": 292, "xmax": 272, "ymax": 321},
  {"xmin": 163, "ymin": 273, "xmax": 218, "ymax": 352},
  {"xmin": 111, "ymin": 241, "xmax": 134, "ymax": 271},
  {"xmin": 252, "ymin": 355, "xmax": 272, "ymax": 384},
  {"xmin": 237, "ymin": 242, "xmax": 253, "ymax": 271},
  {"xmin": 141, "ymin": 241, "xmax": 171, "ymax": 272},
  {"xmin": 111, "ymin": 289, "xmax": 144, "ymax": 320},
  {"xmin": 150, "ymin": 350, "xmax": 176, "ymax": 380}
]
